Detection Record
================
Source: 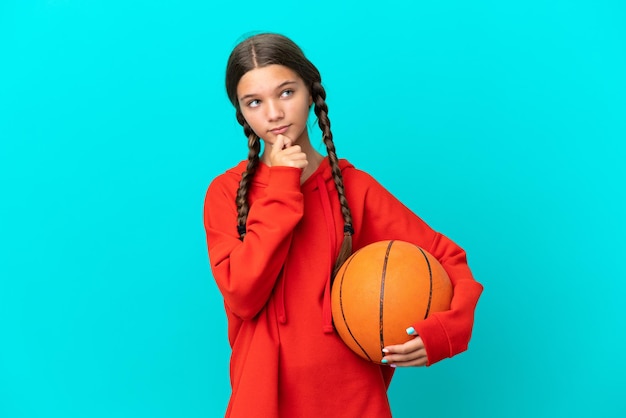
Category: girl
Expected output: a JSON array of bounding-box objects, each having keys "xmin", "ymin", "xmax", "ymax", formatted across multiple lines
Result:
[{"xmin": 204, "ymin": 33, "xmax": 483, "ymax": 418}]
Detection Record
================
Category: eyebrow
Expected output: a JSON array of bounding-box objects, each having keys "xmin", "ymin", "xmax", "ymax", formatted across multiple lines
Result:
[{"xmin": 238, "ymin": 80, "xmax": 298, "ymax": 102}]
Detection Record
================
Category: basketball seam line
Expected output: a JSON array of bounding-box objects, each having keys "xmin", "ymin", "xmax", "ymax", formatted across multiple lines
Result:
[
  {"xmin": 338, "ymin": 253, "xmax": 373, "ymax": 362},
  {"xmin": 417, "ymin": 246, "xmax": 434, "ymax": 319},
  {"xmin": 379, "ymin": 240, "xmax": 394, "ymax": 354}
]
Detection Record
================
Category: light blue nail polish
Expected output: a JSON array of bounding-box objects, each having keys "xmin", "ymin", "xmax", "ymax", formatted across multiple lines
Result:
[
  {"xmin": 381, "ymin": 358, "xmax": 388, "ymax": 364},
  {"xmin": 406, "ymin": 326, "xmax": 416, "ymax": 335}
]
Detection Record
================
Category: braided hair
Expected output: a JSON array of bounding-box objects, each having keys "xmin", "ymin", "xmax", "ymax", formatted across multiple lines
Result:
[{"xmin": 225, "ymin": 33, "xmax": 353, "ymax": 278}]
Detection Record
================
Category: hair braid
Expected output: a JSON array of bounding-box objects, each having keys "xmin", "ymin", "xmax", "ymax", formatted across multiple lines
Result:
[
  {"xmin": 311, "ymin": 81, "xmax": 354, "ymax": 278},
  {"xmin": 235, "ymin": 109, "xmax": 260, "ymax": 240}
]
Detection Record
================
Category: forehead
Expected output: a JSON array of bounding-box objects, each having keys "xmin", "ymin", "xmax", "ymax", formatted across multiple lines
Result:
[{"xmin": 237, "ymin": 64, "xmax": 303, "ymax": 97}]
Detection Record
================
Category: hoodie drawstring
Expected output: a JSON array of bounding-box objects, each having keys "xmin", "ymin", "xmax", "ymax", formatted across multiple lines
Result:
[{"xmin": 275, "ymin": 266, "xmax": 287, "ymax": 325}]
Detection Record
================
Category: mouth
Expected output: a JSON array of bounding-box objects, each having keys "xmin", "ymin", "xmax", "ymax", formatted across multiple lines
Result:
[{"xmin": 269, "ymin": 125, "xmax": 290, "ymax": 135}]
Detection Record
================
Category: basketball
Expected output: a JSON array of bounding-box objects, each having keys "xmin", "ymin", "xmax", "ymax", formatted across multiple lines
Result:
[{"xmin": 331, "ymin": 240, "xmax": 453, "ymax": 364}]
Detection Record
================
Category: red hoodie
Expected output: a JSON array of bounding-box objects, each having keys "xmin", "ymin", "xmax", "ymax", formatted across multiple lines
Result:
[{"xmin": 204, "ymin": 158, "xmax": 483, "ymax": 418}]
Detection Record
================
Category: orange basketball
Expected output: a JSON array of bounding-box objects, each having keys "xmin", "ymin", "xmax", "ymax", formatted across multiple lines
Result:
[{"xmin": 331, "ymin": 240, "xmax": 452, "ymax": 364}]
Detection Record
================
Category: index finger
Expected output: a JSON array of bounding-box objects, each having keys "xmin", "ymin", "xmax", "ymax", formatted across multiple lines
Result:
[
  {"xmin": 272, "ymin": 134, "xmax": 285, "ymax": 150},
  {"xmin": 276, "ymin": 134, "xmax": 292, "ymax": 148}
]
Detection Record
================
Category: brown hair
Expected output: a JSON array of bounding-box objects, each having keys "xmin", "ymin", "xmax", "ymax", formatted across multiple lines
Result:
[{"xmin": 225, "ymin": 33, "xmax": 353, "ymax": 278}]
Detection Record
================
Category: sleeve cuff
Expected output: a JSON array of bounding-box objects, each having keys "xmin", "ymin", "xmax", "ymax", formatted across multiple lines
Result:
[
  {"xmin": 267, "ymin": 166, "xmax": 302, "ymax": 191},
  {"xmin": 413, "ymin": 315, "xmax": 452, "ymax": 366}
]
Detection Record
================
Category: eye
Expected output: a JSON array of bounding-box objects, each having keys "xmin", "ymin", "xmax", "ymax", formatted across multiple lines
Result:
[
  {"xmin": 246, "ymin": 99, "xmax": 261, "ymax": 108},
  {"xmin": 281, "ymin": 89, "xmax": 294, "ymax": 98}
]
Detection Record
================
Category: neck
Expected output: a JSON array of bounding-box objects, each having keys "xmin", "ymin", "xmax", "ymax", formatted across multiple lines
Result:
[{"xmin": 300, "ymin": 150, "xmax": 325, "ymax": 183}]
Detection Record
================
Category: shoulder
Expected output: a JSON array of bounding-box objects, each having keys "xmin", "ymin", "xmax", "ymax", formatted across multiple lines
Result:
[
  {"xmin": 206, "ymin": 161, "xmax": 246, "ymax": 198},
  {"xmin": 340, "ymin": 159, "xmax": 381, "ymax": 190}
]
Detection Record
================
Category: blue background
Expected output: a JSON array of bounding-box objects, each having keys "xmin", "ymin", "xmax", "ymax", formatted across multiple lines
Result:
[{"xmin": 1, "ymin": 1, "xmax": 624, "ymax": 417}]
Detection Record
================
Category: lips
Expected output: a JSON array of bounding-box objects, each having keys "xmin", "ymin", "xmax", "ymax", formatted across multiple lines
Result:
[{"xmin": 269, "ymin": 125, "xmax": 290, "ymax": 135}]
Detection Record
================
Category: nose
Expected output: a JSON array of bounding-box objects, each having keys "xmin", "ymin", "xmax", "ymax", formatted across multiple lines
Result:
[{"xmin": 265, "ymin": 99, "xmax": 284, "ymax": 122}]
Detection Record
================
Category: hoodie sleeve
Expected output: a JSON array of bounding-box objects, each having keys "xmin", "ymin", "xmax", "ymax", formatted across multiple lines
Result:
[
  {"xmin": 204, "ymin": 166, "xmax": 304, "ymax": 320},
  {"xmin": 347, "ymin": 169, "xmax": 483, "ymax": 366}
]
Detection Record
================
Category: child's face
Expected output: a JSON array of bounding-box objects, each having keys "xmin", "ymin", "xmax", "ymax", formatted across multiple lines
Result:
[{"xmin": 237, "ymin": 64, "xmax": 313, "ymax": 147}]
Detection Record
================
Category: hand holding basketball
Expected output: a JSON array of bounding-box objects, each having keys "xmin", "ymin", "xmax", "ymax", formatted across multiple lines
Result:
[{"xmin": 382, "ymin": 335, "xmax": 428, "ymax": 367}]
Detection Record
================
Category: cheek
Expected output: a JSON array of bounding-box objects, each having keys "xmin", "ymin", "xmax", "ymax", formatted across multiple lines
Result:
[
  {"xmin": 245, "ymin": 118, "xmax": 270, "ymax": 141},
  {"xmin": 240, "ymin": 110, "xmax": 260, "ymax": 132},
  {"xmin": 293, "ymin": 100, "xmax": 312, "ymax": 122},
  {"xmin": 303, "ymin": 104, "xmax": 313, "ymax": 124}
]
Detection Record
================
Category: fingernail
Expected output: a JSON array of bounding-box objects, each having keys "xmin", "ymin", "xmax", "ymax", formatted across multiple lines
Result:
[
  {"xmin": 390, "ymin": 364, "xmax": 397, "ymax": 368},
  {"xmin": 406, "ymin": 326, "xmax": 416, "ymax": 335},
  {"xmin": 382, "ymin": 348, "xmax": 389, "ymax": 353},
  {"xmin": 381, "ymin": 358, "xmax": 388, "ymax": 364}
]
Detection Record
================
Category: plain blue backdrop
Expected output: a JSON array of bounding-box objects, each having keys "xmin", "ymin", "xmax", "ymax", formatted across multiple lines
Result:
[{"xmin": 1, "ymin": 1, "xmax": 624, "ymax": 417}]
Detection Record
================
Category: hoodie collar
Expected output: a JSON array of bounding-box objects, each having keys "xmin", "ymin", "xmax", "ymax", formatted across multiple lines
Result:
[{"xmin": 227, "ymin": 157, "xmax": 354, "ymax": 190}]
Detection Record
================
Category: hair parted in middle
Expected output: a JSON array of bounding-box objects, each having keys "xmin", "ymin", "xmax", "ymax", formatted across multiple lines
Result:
[{"xmin": 225, "ymin": 33, "xmax": 353, "ymax": 278}]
